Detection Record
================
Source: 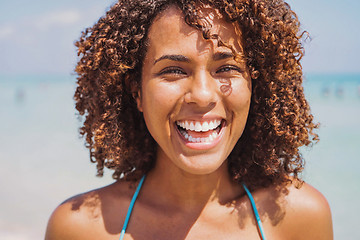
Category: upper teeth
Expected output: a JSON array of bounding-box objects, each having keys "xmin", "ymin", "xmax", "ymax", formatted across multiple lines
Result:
[{"xmin": 176, "ymin": 120, "xmax": 222, "ymax": 132}]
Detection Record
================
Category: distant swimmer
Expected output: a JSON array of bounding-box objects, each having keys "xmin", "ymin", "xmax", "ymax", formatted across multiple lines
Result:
[
  {"xmin": 336, "ymin": 86, "xmax": 344, "ymax": 98},
  {"xmin": 321, "ymin": 85, "xmax": 330, "ymax": 97},
  {"xmin": 15, "ymin": 87, "xmax": 25, "ymax": 103}
]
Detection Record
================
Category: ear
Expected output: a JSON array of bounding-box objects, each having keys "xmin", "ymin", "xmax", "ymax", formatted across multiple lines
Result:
[
  {"xmin": 130, "ymin": 80, "xmax": 143, "ymax": 112},
  {"xmin": 135, "ymin": 90, "xmax": 143, "ymax": 112}
]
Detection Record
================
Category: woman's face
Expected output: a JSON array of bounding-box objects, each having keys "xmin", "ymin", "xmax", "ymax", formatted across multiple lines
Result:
[{"xmin": 138, "ymin": 6, "xmax": 252, "ymax": 175}]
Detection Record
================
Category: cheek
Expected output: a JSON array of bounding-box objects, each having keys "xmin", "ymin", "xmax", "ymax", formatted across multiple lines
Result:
[
  {"xmin": 143, "ymin": 82, "xmax": 183, "ymax": 112},
  {"xmin": 141, "ymin": 81, "xmax": 184, "ymax": 134},
  {"xmin": 227, "ymin": 79, "xmax": 252, "ymax": 112},
  {"xmin": 226, "ymin": 83, "xmax": 251, "ymax": 142}
]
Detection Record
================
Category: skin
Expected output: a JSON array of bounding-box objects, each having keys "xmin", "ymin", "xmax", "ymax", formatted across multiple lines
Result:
[
  {"xmin": 45, "ymin": 6, "xmax": 333, "ymax": 240},
  {"xmin": 138, "ymin": 5, "xmax": 252, "ymax": 177}
]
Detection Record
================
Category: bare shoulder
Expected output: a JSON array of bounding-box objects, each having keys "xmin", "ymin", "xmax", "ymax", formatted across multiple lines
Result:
[
  {"xmin": 276, "ymin": 182, "xmax": 333, "ymax": 240},
  {"xmin": 45, "ymin": 180, "xmax": 133, "ymax": 240},
  {"xmin": 45, "ymin": 189, "xmax": 105, "ymax": 240}
]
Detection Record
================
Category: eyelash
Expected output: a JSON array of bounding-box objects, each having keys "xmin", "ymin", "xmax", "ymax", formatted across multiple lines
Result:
[
  {"xmin": 216, "ymin": 65, "xmax": 243, "ymax": 74},
  {"xmin": 157, "ymin": 65, "xmax": 243, "ymax": 77},
  {"xmin": 158, "ymin": 67, "xmax": 186, "ymax": 76}
]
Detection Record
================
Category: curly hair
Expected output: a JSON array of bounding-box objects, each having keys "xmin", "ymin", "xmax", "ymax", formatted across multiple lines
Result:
[{"xmin": 74, "ymin": 0, "xmax": 318, "ymax": 189}]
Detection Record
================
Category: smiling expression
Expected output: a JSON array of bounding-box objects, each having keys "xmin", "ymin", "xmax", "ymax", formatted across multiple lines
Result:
[{"xmin": 137, "ymin": 6, "xmax": 252, "ymax": 175}]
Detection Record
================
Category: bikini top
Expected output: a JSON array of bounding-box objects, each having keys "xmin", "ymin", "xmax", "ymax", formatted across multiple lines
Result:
[{"xmin": 119, "ymin": 175, "xmax": 266, "ymax": 240}]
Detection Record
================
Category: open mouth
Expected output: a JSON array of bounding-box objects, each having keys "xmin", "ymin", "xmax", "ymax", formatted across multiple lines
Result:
[{"xmin": 175, "ymin": 119, "xmax": 224, "ymax": 143}]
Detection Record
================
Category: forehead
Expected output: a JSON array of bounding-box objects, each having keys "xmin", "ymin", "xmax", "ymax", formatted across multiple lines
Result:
[{"xmin": 146, "ymin": 5, "xmax": 242, "ymax": 56}]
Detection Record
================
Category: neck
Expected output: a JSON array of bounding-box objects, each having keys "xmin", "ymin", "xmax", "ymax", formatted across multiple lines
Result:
[{"xmin": 144, "ymin": 151, "xmax": 242, "ymax": 212}]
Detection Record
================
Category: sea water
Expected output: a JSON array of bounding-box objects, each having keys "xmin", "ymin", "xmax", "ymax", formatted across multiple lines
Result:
[{"xmin": 0, "ymin": 73, "xmax": 359, "ymax": 239}]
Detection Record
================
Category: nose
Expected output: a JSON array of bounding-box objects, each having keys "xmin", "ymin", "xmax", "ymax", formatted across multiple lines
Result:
[{"xmin": 184, "ymin": 70, "xmax": 218, "ymax": 108}]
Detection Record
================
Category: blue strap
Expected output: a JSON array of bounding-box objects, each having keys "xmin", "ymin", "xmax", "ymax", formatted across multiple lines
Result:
[
  {"xmin": 242, "ymin": 183, "xmax": 267, "ymax": 240},
  {"xmin": 119, "ymin": 175, "xmax": 146, "ymax": 240}
]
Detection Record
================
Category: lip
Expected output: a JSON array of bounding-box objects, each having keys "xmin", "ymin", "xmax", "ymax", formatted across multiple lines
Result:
[
  {"xmin": 175, "ymin": 119, "xmax": 226, "ymax": 150},
  {"xmin": 175, "ymin": 115, "xmax": 224, "ymax": 123}
]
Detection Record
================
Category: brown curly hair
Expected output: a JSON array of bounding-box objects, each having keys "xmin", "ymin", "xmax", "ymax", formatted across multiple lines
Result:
[{"xmin": 74, "ymin": 0, "xmax": 318, "ymax": 189}]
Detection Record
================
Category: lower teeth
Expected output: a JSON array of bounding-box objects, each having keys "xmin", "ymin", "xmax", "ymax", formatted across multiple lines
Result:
[{"xmin": 182, "ymin": 131, "xmax": 218, "ymax": 143}]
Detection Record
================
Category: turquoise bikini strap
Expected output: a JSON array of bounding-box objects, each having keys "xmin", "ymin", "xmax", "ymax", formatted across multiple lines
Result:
[
  {"xmin": 242, "ymin": 183, "xmax": 267, "ymax": 240},
  {"xmin": 119, "ymin": 175, "xmax": 146, "ymax": 240}
]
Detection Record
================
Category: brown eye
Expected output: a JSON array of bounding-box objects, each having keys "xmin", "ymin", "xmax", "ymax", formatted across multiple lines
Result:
[
  {"xmin": 158, "ymin": 67, "xmax": 187, "ymax": 76},
  {"xmin": 216, "ymin": 65, "xmax": 243, "ymax": 74}
]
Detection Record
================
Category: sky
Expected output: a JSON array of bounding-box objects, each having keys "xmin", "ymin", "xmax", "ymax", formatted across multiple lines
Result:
[{"xmin": 0, "ymin": 0, "xmax": 359, "ymax": 75}]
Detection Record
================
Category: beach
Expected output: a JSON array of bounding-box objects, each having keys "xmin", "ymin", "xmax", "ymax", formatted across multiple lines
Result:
[{"xmin": 0, "ymin": 73, "xmax": 359, "ymax": 239}]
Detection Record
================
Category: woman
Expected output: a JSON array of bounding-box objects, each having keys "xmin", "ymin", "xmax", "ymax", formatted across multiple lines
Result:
[{"xmin": 46, "ymin": 0, "xmax": 333, "ymax": 239}]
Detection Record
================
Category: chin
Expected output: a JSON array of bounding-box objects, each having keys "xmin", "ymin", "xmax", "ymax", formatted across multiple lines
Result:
[{"xmin": 174, "ymin": 153, "xmax": 228, "ymax": 175}]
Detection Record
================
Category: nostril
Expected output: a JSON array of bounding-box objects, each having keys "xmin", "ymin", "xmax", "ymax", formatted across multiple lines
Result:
[{"xmin": 185, "ymin": 87, "xmax": 218, "ymax": 107}]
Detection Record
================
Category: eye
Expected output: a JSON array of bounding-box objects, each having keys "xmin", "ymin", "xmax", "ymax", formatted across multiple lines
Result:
[
  {"xmin": 216, "ymin": 65, "xmax": 243, "ymax": 74},
  {"xmin": 158, "ymin": 67, "xmax": 187, "ymax": 76}
]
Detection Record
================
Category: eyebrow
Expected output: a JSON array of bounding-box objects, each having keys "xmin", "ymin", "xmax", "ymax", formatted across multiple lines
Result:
[
  {"xmin": 153, "ymin": 51, "xmax": 235, "ymax": 65},
  {"xmin": 153, "ymin": 55, "xmax": 190, "ymax": 65},
  {"xmin": 212, "ymin": 52, "xmax": 234, "ymax": 61}
]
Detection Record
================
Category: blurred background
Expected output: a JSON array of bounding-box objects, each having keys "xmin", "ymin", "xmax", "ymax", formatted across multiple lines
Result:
[{"xmin": 0, "ymin": 0, "xmax": 359, "ymax": 239}]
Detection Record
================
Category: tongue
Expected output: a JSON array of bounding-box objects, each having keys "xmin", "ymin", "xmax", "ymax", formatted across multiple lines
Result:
[{"xmin": 186, "ymin": 129, "xmax": 216, "ymax": 138}]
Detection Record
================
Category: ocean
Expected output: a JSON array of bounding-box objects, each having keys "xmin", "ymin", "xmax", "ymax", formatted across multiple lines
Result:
[{"xmin": 0, "ymin": 73, "xmax": 359, "ymax": 239}]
